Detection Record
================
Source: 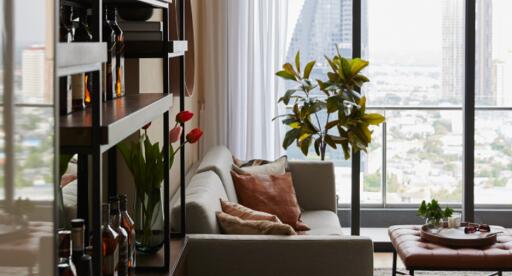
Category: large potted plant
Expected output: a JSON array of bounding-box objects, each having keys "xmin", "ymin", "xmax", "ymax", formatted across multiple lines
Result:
[
  {"xmin": 275, "ymin": 50, "xmax": 384, "ymax": 160},
  {"xmin": 118, "ymin": 111, "xmax": 202, "ymax": 254}
]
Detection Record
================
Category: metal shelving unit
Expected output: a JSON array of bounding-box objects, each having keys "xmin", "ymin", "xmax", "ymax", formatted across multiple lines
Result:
[{"xmin": 56, "ymin": 0, "xmax": 186, "ymax": 274}]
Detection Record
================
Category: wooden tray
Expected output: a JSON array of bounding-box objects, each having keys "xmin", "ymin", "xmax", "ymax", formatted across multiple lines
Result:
[{"xmin": 420, "ymin": 223, "xmax": 503, "ymax": 248}]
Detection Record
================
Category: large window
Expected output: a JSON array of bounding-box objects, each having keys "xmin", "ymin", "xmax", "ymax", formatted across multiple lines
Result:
[
  {"xmin": 286, "ymin": 0, "xmax": 464, "ymax": 205},
  {"xmin": 285, "ymin": 0, "xmax": 510, "ymax": 207},
  {"xmin": 474, "ymin": 0, "xmax": 512, "ymax": 205},
  {"xmin": 1, "ymin": 0, "xmax": 55, "ymax": 201}
]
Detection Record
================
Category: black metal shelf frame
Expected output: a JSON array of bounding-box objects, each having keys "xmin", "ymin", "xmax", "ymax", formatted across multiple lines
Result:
[{"xmin": 56, "ymin": 0, "xmax": 186, "ymax": 274}]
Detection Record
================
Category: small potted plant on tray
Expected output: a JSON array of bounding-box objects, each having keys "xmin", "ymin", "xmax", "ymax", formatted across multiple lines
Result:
[{"xmin": 417, "ymin": 199, "xmax": 453, "ymax": 229}]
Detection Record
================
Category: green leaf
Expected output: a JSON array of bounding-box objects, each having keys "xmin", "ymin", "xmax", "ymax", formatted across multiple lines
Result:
[
  {"xmin": 283, "ymin": 63, "xmax": 299, "ymax": 79},
  {"xmin": 362, "ymin": 113, "xmax": 385, "ymax": 125},
  {"xmin": 324, "ymin": 135, "xmax": 337, "ymax": 149},
  {"xmin": 341, "ymin": 57, "xmax": 352, "ymax": 79},
  {"xmin": 326, "ymin": 96, "xmax": 339, "ymax": 113},
  {"xmin": 341, "ymin": 141, "xmax": 351, "ymax": 160},
  {"xmin": 304, "ymin": 61, "xmax": 315, "ymax": 79},
  {"xmin": 295, "ymin": 51, "xmax": 301, "ymax": 73},
  {"xmin": 325, "ymin": 120, "xmax": 339, "ymax": 130},
  {"xmin": 300, "ymin": 136, "xmax": 312, "ymax": 156},
  {"xmin": 350, "ymin": 58, "xmax": 369, "ymax": 76},
  {"xmin": 276, "ymin": 70, "xmax": 297, "ymax": 81},
  {"xmin": 279, "ymin": 89, "xmax": 300, "ymax": 105},
  {"xmin": 314, "ymin": 137, "xmax": 322, "ymax": 156},
  {"xmin": 282, "ymin": 128, "xmax": 300, "ymax": 149}
]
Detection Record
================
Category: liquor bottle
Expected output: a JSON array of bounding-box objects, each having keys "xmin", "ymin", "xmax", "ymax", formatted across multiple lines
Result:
[
  {"xmin": 110, "ymin": 196, "xmax": 128, "ymax": 275},
  {"xmin": 111, "ymin": 8, "xmax": 125, "ymax": 98},
  {"xmin": 101, "ymin": 203, "xmax": 119, "ymax": 276},
  {"xmin": 119, "ymin": 194, "xmax": 136, "ymax": 269},
  {"xmin": 58, "ymin": 230, "xmax": 77, "ymax": 276},
  {"xmin": 71, "ymin": 219, "xmax": 93, "ymax": 276},
  {"xmin": 103, "ymin": 8, "xmax": 117, "ymax": 101},
  {"xmin": 59, "ymin": 5, "xmax": 74, "ymax": 115},
  {"xmin": 72, "ymin": 8, "xmax": 93, "ymax": 110}
]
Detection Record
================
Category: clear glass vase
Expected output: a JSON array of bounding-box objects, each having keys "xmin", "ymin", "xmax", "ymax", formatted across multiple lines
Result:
[{"xmin": 134, "ymin": 189, "xmax": 164, "ymax": 255}]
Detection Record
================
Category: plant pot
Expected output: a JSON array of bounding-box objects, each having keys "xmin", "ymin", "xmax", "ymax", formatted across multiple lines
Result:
[
  {"xmin": 425, "ymin": 218, "xmax": 443, "ymax": 232},
  {"xmin": 134, "ymin": 188, "xmax": 164, "ymax": 255},
  {"xmin": 118, "ymin": 7, "xmax": 154, "ymax": 21}
]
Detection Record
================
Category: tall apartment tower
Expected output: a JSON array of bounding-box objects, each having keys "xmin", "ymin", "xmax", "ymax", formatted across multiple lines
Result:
[
  {"xmin": 442, "ymin": 0, "xmax": 493, "ymax": 103},
  {"xmin": 22, "ymin": 46, "xmax": 46, "ymax": 102},
  {"xmin": 287, "ymin": 0, "xmax": 368, "ymax": 68}
]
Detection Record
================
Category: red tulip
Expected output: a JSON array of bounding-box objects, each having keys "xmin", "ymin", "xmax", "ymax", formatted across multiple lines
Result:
[
  {"xmin": 142, "ymin": 122, "xmax": 152, "ymax": 130},
  {"xmin": 186, "ymin": 128, "xmax": 203, "ymax": 144},
  {"xmin": 169, "ymin": 125, "xmax": 182, "ymax": 143},
  {"xmin": 176, "ymin": 111, "xmax": 194, "ymax": 123}
]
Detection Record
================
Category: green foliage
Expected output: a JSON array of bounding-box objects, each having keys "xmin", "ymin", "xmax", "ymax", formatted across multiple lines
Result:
[
  {"xmin": 275, "ymin": 50, "xmax": 385, "ymax": 160},
  {"xmin": 417, "ymin": 199, "xmax": 454, "ymax": 226}
]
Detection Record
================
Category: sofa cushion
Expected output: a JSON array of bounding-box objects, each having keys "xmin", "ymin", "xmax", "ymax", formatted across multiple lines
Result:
[
  {"xmin": 171, "ymin": 171, "xmax": 228, "ymax": 234},
  {"xmin": 216, "ymin": 212, "xmax": 297, "ymax": 235},
  {"xmin": 196, "ymin": 146, "xmax": 238, "ymax": 202},
  {"xmin": 232, "ymin": 156, "xmax": 287, "ymax": 176},
  {"xmin": 231, "ymin": 171, "xmax": 310, "ymax": 231},
  {"xmin": 300, "ymin": 210, "xmax": 343, "ymax": 235},
  {"xmin": 220, "ymin": 200, "xmax": 281, "ymax": 223}
]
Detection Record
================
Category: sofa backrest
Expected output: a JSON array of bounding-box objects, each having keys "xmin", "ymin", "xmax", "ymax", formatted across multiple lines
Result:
[
  {"xmin": 170, "ymin": 171, "xmax": 228, "ymax": 234},
  {"xmin": 195, "ymin": 145, "xmax": 238, "ymax": 202}
]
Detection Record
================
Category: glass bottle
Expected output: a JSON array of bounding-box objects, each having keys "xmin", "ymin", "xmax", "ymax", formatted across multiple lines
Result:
[
  {"xmin": 58, "ymin": 230, "xmax": 77, "ymax": 276},
  {"xmin": 119, "ymin": 194, "xmax": 136, "ymax": 269},
  {"xmin": 71, "ymin": 219, "xmax": 92, "ymax": 276},
  {"xmin": 59, "ymin": 5, "xmax": 74, "ymax": 115},
  {"xmin": 72, "ymin": 8, "xmax": 93, "ymax": 111},
  {"xmin": 101, "ymin": 203, "xmax": 119, "ymax": 276},
  {"xmin": 103, "ymin": 8, "xmax": 117, "ymax": 101},
  {"xmin": 110, "ymin": 196, "xmax": 128, "ymax": 276},
  {"xmin": 111, "ymin": 8, "xmax": 125, "ymax": 98}
]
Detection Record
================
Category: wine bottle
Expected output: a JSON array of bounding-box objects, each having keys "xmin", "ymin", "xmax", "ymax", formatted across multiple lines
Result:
[
  {"xmin": 72, "ymin": 8, "xmax": 93, "ymax": 110},
  {"xmin": 59, "ymin": 5, "xmax": 74, "ymax": 115},
  {"xmin": 101, "ymin": 204, "xmax": 119, "ymax": 276},
  {"xmin": 103, "ymin": 8, "xmax": 117, "ymax": 101},
  {"xmin": 58, "ymin": 230, "xmax": 77, "ymax": 276},
  {"xmin": 110, "ymin": 196, "xmax": 129, "ymax": 275},
  {"xmin": 119, "ymin": 194, "xmax": 136, "ymax": 269},
  {"xmin": 71, "ymin": 219, "xmax": 92, "ymax": 276},
  {"xmin": 111, "ymin": 8, "xmax": 125, "ymax": 98}
]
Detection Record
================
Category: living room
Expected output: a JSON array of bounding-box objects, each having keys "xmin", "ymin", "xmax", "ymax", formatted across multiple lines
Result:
[{"xmin": 0, "ymin": 0, "xmax": 511, "ymax": 275}]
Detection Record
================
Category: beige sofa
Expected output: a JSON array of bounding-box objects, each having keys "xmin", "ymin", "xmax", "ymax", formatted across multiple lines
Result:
[{"xmin": 171, "ymin": 146, "xmax": 374, "ymax": 276}]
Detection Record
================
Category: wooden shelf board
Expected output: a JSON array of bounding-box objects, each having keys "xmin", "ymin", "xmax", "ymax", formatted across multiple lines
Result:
[
  {"xmin": 125, "ymin": 41, "xmax": 188, "ymax": 59},
  {"xmin": 135, "ymin": 238, "xmax": 188, "ymax": 275},
  {"xmin": 104, "ymin": 0, "xmax": 170, "ymax": 9},
  {"xmin": 57, "ymin": 42, "xmax": 107, "ymax": 76},
  {"xmin": 60, "ymin": 93, "xmax": 172, "ymax": 149}
]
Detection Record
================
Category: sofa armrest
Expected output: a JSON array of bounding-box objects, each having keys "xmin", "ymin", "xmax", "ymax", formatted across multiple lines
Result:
[
  {"xmin": 288, "ymin": 161, "xmax": 337, "ymax": 212},
  {"xmin": 184, "ymin": 234, "xmax": 374, "ymax": 276}
]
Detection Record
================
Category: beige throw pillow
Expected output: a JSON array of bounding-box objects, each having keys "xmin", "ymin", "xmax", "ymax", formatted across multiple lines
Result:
[
  {"xmin": 232, "ymin": 155, "xmax": 287, "ymax": 176},
  {"xmin": 216, "ymin": 212, "xmax": 297, "ymax": 235},
  {"xmin": 220, "ymin": 199, "xmax": 281, "ymax": 223}
]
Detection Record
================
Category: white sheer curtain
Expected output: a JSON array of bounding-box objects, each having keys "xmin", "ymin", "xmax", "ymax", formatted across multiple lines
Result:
[{"xmin": 198, "ymin": 0, "xmax": 289, "ymax": 160}]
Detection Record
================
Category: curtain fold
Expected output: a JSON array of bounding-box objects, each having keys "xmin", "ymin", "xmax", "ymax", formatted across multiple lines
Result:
[{"xmin": 198, "ymin": 0, "xmax": 289, "ymax": 160}]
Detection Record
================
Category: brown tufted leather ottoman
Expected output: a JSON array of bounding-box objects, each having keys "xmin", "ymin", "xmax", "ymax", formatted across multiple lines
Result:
[{"xmin": 389, "ymin": 225, "xmax": 512, "ymax": 276}]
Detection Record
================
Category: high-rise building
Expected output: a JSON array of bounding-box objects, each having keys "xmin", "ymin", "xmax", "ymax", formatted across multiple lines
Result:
[
  {"xmin": 442, "ymin": 0, "xmax": 493, "ymax": 103},
  {"xmin": 22, "ymin": 46, "xmax": 45, "ymax": 102},
  {"xmin": 475, "ymin": 0, "xmax": 493, "ymax": 105},
  {"xmin": 287, "ymin": 0, "xmax": 368, "ymax": 67}
]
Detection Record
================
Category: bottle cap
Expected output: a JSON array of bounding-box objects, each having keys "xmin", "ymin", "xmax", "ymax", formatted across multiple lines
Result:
[{"xmin": 71, "ymin": 218, "xmax": 85, "ymax": 228}]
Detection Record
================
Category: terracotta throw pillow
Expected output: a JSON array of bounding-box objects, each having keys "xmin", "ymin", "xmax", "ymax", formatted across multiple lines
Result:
[
  {"xmin": 231, "ymin": 171, "xmax": 310, "ymax": 231},
  {"xmin": 220, "ymin": 199, "xmax": 281, "ymax": 223},
  {"xmin": 216, "ymin": 211, "xmax": 297, "ymax": 235},
  {"xmin": 232, "ymin": 156, "xmax": 287, "ymax": 176}
]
